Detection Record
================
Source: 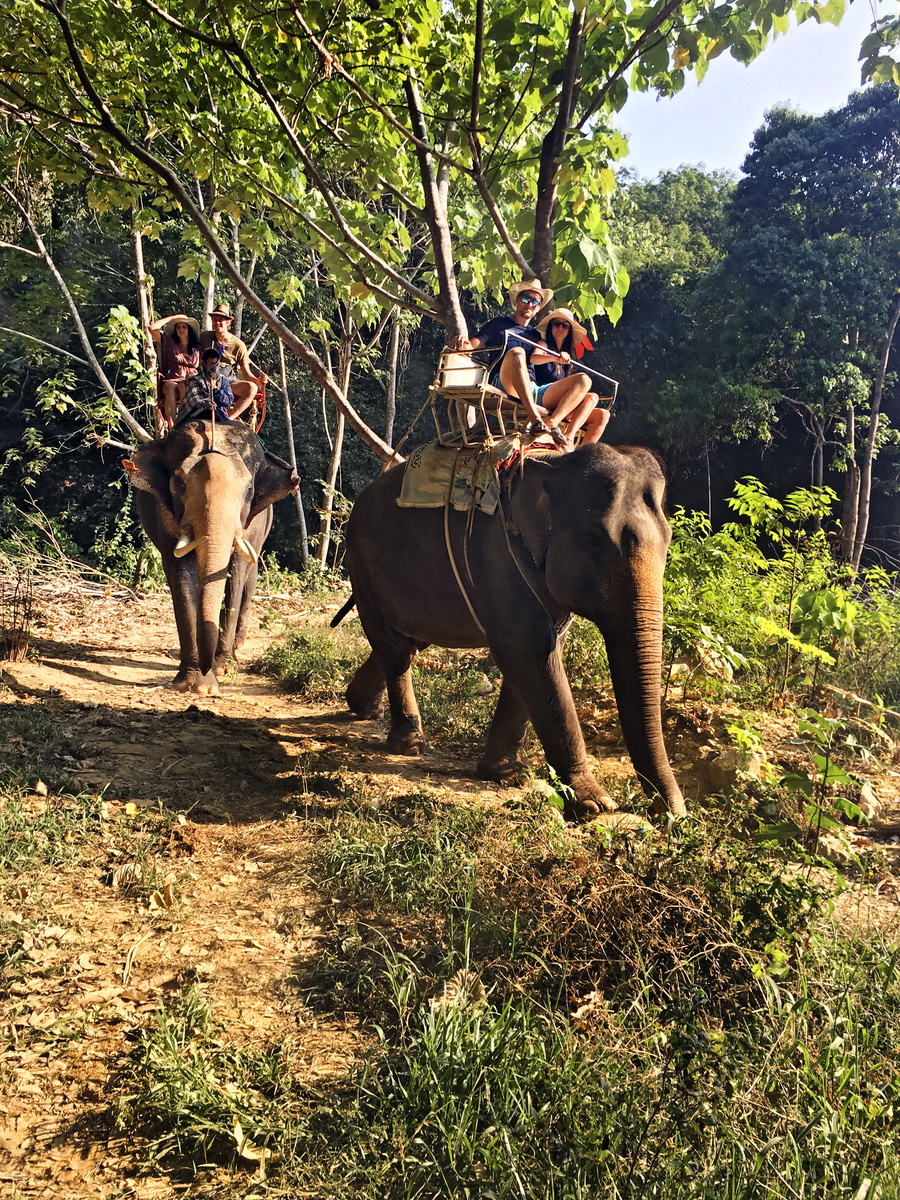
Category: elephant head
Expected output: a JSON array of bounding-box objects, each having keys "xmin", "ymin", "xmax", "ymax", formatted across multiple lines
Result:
[
  {"xmin": 511, "ymin": 444, "xmax": 683, "ymax": 816},
  {"xmin": 124, "ymin": 419, "xmax": 298, "ymax": 692}
]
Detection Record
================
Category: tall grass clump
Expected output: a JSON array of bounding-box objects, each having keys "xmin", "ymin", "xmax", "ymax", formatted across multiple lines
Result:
[
  {"xmin": 412, "ymin": 651, "xmax": 498, "ymax": 743},
  {"xmin": 255, "ymin": 625, "xmax": 366, "ymax": 701},
  {"xmin": 316, "ymin": 792, "xmax": 488, "ymax": 913}
]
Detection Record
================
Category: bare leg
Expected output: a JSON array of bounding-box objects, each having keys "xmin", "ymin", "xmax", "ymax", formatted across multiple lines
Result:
[
  {"xmin": 539, "ymin": 375, "xmax": 592, "ymax": 437},
  {"xmin": 228, "ymin": 380, "xmax": 259, "ymax": 420},
  {"xmin": 161, "ymin": 380, "xmax": 179, "ymax": 429},
  {"xmin": 498, "ymin": 348, "xmax": 543, "ymax": 425},
  {"xmin": 578, "ymin": 404, "xmax": 610, "ymax": 444}
]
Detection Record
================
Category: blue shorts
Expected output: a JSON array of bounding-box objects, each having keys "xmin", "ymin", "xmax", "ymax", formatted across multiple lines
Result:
[{"xmin": 491, "ymin": 373, "xmax": 538, "ymax": 400}]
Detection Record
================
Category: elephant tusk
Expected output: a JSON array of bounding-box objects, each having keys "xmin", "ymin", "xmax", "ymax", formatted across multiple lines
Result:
[
  {"xmin": 234, "ymin": 536, "xmax": 258, "ymax": 564},
  {"xmin": 174, "ymin": 533, "xmax": 203, "ymax": 558}
]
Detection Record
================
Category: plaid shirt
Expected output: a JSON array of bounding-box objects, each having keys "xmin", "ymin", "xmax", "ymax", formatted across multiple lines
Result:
[{"xmin": 182, "ymin": 369, "xmax": 234, "ymax": 413}]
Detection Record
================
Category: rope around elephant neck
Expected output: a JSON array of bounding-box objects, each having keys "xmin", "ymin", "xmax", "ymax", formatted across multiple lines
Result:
[{"xmin": 443, "ymin": 466, "xmax": 487, "ymax": 636}]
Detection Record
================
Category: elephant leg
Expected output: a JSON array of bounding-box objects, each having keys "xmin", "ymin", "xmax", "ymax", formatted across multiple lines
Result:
[
  {"xmin": 346, "ymin": 652, "xmax": 386, "ymax": 719},
  {"xmin": 383, "ymin": 651, "xmax": 425, "ymax": 755},
  {"xmin": 161, "ymin": 556, "xmax": 213, "ymax": 693},
  {"xmin": 491, "ymin": 641, "xmax": 616, "ymax": 821},
  {"xmin": 477, "ymin": 679, "xmax": 531, "ymax": 783},
  {"xmin": 353, "ymin": 604, "xmax": 425, "ymax": 754},
  {"xmin": 216, "ymin": 556, "xmax": 257, "ymax": 678}
]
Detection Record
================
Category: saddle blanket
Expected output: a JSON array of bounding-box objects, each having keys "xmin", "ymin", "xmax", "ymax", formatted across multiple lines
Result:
[{"xmin": 397, "ymin": 435, "xmax": 520, "ymax": 515}]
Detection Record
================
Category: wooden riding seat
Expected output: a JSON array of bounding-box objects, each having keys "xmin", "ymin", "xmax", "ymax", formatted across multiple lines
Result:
[{"xmin": 428, "ymin": 350, "xmax": 548, "ymax": 447}]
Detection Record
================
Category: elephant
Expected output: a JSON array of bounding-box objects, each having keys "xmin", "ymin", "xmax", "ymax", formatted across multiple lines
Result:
[
  {"xmin": 124, "ymin": 417, "xmax": 299, "ymax": 694},
  {"xmin": 342, "ymin": 443, "xmax": 685, "ymax": 821}
]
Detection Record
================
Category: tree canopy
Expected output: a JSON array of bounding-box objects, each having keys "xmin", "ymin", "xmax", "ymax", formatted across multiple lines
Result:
[{"xmin": 0, "ymin": 0, "xmax": 871, "ymax": 457}]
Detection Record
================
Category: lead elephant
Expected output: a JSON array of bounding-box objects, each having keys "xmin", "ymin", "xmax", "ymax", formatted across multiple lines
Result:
[
  {"xmin": 343, "ymin": 443, "xmax": 685, "ymax": 821},
  {"xmin": 124, "ymin": 418, "xmax": 299, "ymax": 694}
]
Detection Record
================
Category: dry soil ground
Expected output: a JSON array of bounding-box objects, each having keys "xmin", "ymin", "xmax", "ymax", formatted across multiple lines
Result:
[{"xmin": 1, "ymin": 584, "xmax": 899, "ymax": 1198}]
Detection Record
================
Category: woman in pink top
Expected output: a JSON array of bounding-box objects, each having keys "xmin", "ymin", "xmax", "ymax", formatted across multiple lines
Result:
[{"xmin": 150, "ymin": 314, "xmax": 201, "ymax": 429}]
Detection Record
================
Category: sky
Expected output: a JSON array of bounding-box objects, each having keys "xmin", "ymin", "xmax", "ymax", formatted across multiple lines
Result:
[{"xmin": 618, "ymin": 0, "xmax": 894, "ymax": 178}]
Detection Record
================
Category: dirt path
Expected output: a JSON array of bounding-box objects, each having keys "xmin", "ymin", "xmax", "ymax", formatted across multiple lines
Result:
[
  {"xmin": 1, "ymin": 587, "xmax": 899, "ymax": 1198},
  {"xmin": 0, "ymin": 587, "xmax": 525, "ymax": 1199}
]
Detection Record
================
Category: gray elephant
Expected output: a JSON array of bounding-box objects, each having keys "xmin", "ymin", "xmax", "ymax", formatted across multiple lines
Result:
[
  {"xmin": 342, "ymin": 443, "xmax": 684, "ymax": 821},
  {"xmin": 124, "ymin": 417, "xmax": 299, "ymax": 694}
]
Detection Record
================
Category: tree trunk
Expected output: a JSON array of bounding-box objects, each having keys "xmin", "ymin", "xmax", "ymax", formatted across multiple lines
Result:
[
  {"xmin": 384, "ymin": 308, "xmax": 401, "ymax": 446},
  {"xmin": 202, "ymin": 192, "xmax": 221, "ymax": 327},
  {"xmin": 403, "ymin": 68, "xmax": 468, "ymax": 340},
  {"xmin": 852, "ymin": 291, "xmax": 900, "ymax": 570},
  {"xmin": 840, "ymin": 400, "xmax": 859, "ymax": 561},
  {"xmin": 531, "ymin": 9, "xmax": 586, "ymax": 284},
  {"xmin": 278, "ymin": 336, "xmax": 309, "ymax": 566},
  {"xmin": 317, "ymin": 323, "xmax": 353, "ymax": 564},
  {"xmin": 132, "ymin": 214, "xmax": 156, "ymax": 372}
]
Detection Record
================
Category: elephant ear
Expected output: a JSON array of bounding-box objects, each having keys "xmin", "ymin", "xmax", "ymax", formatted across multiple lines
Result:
[
  {"xmin": 248, "ymin": 450, "xmax": 300, "ymax": 521},
  {"xmin": 123, "ymin": 444, "xmax": 181, "ymax": 538}
]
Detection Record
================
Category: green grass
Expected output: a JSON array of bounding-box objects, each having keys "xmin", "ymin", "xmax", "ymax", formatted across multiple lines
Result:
[{"xmin": 255, "ymin": 625, "xmax": 366, "ymax": 702}]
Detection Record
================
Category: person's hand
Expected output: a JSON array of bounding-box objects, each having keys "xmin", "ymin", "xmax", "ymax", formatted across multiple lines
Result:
[
  {"xmin": 558, "ymin": 351, "xmax": 571, "ymax": 365},
  {"xmin": 258, "ymin": 372, "xmax": 268, "ymax": 385},
  {"xmin": 450, "ymin": 335, "xmax": 469, "ymax": 351}
]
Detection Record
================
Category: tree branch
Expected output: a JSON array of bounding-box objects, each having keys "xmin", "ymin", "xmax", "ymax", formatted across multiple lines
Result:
[
  {"xmin": 1, "ymin": 184, "xmax": 152, "ymax": 444},
  {"xmin": 577, "ymin": 0, "xmax": 688, "ymax": 130},
  {"xmin": 42, "ymin": 0, "xmax": 398, "ymax": 461},
  {"xmin": 0, "ymin": 326, "xmax": 90, "ymax": 366}
]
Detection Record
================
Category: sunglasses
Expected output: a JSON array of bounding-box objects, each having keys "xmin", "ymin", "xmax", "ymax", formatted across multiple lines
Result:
[
  {"xmin": 517, "ymin": 294, "xmax": 542, "ymax": 307},
  {"xmin": 549, "ymin": 320, "xmax": 570, "ymax": 329}
]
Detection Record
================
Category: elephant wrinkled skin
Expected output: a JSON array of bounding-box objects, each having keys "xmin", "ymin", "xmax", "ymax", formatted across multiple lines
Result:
[
  {"xmin": 344, "ymin": 444, "xmax": 685, "ymax": 821},
  {"xmin": 124, "ymin": 419, "xmax": 298, "ymax": 694}
]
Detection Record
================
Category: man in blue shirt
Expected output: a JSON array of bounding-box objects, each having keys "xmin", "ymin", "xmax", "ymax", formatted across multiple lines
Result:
[{"xmin": 452, "ymin": 280, "xmax": 588, "ymax": 444}]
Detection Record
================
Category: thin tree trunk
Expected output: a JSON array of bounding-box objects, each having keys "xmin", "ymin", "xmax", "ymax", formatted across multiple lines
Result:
[
  {"xmin": 318, "ymin": 323, "xmax": 353, "ymax": 564},
  {"xmin": 230, "ymin": 219, "xmax": 241, "ymax": 338},
  {"xmin": 384, "ymin": 308, "xmax": 401, "ymax": 447},
  {"xmin": 852, "ymin": 291, "xmax": 900, "ymax": 570},
  {"xmin": 840, "ymin": 401, "xmax": 859, "ymax": 560},
  {"xmin": 403, "ymin": 63, "xmax": 467, "ymax": 339},
  {"xmin": 132, "ymin": 214, "xmax": 156, "ymax": 372},
  {"xmin": 278, "ymin": 336, "xmax": 309, "ymax": 566}
]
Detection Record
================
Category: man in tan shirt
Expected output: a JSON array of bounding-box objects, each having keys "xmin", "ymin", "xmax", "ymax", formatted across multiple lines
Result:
[{"xmin": 200, "ymin": 302, "xmax": 266, "ymax": 419}]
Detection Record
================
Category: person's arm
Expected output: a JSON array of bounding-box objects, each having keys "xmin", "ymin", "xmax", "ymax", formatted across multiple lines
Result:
[
  {"xmin": 235, "ymin": 341, "xmax": 259, "ymax": 384},
  {"xmin": 529, "ymin": 341, "xmax": 570, "ymax": 365},
  {"xmin": 148, "ymin": 317, "xmax": 165, "ymax": 344},
  {"xmin": 450, "ymin": 335, "xmax": 483, "ymax": 352}
]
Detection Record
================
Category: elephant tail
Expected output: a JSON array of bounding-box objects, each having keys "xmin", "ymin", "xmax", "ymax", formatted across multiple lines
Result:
[{"xmin": 331, "ymin": 594, "xmax": 356, "ymax": 627}]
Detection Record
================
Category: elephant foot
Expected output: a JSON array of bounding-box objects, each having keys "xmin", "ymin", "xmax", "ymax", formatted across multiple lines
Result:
[
  {"xmin": 477, "ymin": 755, "xmax": 531, "ymax": 785},
  {"xmin": 386, "ymin": 727, "xmax": 426, "ymax": 756},
  {"xmin": 348, "ymin": 699, "xmax": 385, "ymax": 720},
  {"xmin": 214, "ymin": 656, "xmax": 233, "ymax": 680},
  {"xmin": 563, "ymin": 775, "xmax": 617, "ymax": 824},
  {"xmin": 170, "ymin": 670, "xmax": 196, "ymax": 693},
  {"xmin": 169, "ymin": 668, "xmax": 220, "ymax": 696}
]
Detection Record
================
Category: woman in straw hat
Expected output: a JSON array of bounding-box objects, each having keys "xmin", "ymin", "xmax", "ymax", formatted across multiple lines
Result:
[
  {"xmin": 454, "ymin": 279, "xmax": 592, "ymax": 446},
  {"xmin": 150, "ymin": 313, "xmax": 201, "ymax": 428},
  {"xmin": 533, "ymin": 308, "xmax": 610, "ymax": 447}
]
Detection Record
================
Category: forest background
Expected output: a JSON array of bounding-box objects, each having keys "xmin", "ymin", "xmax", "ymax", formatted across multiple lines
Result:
[{"xmin": 1, "ymin": 0, "xmax": 900, "ymax": 578}]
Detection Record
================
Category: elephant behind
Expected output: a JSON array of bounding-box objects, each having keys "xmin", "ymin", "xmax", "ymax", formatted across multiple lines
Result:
[
  {"xmin": 124, "ymin": 418, "xmax": 298, "ymax": 694},
  {"xmin": 343, "ymin": 443, "xmax": 685, "ymax": 821}
]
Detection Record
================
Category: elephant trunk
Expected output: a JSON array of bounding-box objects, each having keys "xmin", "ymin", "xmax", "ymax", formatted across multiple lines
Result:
[
  {"xmin": 599, "ymin": 555, "xmax": 685, "ymax": 817},
  {"xmin": 194, "ymin": 527, "xmax": 237, "ymax": 677}
]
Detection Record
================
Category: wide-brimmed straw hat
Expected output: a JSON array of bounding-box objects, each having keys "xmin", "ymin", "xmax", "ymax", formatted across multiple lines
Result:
[
  {"xmin": 509, "ymin": 278, "xmax": 553, "ymax": 306},
  {"xmin": 210, "ymin": 302, "xmax": 233, "ymax": 322},
  {"xmin": 160, "ymin": 313, "xmax": 200, "ymax": 337},
  {"xmin": 535, "ymin": 307, "xmax": 589, "ymax": 347}
]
